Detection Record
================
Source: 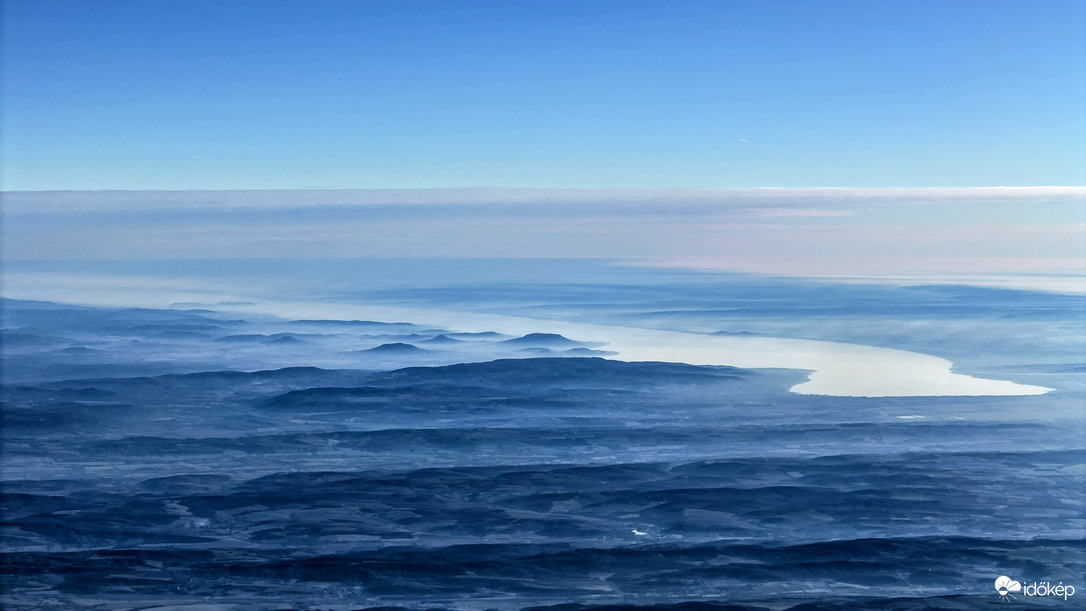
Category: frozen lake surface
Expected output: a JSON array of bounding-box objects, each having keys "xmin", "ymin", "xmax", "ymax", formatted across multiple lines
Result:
[{"xmin": 1, "ymin": 271, "xmax": 1054, "ymax": 397}]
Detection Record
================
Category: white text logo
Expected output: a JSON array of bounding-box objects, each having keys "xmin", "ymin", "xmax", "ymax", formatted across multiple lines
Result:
[{"xmin": 995, "ymin": 575, "xmax": 1075, "ymax": 602}]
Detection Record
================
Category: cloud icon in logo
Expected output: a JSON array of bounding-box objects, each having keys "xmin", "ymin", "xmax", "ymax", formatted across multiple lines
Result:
[{"xmin": 995, "ymin": 575, "xmax": 1022, "ymax": 600}]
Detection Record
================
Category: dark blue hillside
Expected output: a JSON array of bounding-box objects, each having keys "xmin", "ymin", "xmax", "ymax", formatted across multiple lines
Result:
[{"xmin": 2, "ymin": 288, "xmax": 1084, "ymax": 610}]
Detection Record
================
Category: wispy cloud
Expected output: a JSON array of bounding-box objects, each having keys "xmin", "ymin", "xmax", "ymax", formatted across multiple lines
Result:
[
  {"xmin": 738, "ymin": 208, "xmax": 853, "ymax": 218},
  {"xmin": 3, "ymin": 186, "xmax": 1084, "ymax": 214}
]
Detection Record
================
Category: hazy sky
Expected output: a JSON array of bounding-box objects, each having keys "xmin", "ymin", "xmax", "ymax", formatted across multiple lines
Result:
[
  {"xmin": 2, "ymin": 0, "xmax": 1084, "ymax": 190},
  {"xmin": 3, "ymin": 187, "xmax": 1084, "ymax": 294}
]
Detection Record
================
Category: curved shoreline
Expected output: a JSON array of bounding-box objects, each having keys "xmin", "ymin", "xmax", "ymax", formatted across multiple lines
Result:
[
  {"xmin": 0, "ymin": 279, "xmax": 1053, "ymax": 398},
  {"xmin": 555, "ymin": 326, "xmax": 1052, "ymax": 398},
  {"xmin": 229, "ymin": 300, "xmax": 1052, "ymax": 398}
]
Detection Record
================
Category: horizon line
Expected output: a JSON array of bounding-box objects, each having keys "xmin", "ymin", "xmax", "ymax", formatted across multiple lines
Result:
[
  {"xmin": 4, "ymin": 185, "xmax": 1085, "ymax": 194},
  {"xmin": 4, "ymin": 185, "xmax": 1084, "ymax": 213}
]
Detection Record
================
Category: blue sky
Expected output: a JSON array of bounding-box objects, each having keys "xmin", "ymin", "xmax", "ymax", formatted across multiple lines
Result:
[{"xmin": 2, "ymin": 0, "xmax": 1084, "ymax": 190}]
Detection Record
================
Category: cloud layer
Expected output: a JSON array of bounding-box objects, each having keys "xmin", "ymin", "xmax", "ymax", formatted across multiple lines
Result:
[
  {"xmin": 3, "ymin": 187, "xmax": 1083, "ymax": 293},
  {"xmin": 3, "ymin": 186, "xmax": 1085, "ymax": 213}
]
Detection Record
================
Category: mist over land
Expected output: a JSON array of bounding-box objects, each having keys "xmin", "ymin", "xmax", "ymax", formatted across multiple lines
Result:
[{"xmin": 2, "ymin": 253, "xmax": 1084, "ymax": 609}]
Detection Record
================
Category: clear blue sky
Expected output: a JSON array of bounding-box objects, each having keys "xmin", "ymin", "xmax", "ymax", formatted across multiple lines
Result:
[{"xmin": 2, "ymin": 0, "xmax": 1084, "ymax": 190}]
